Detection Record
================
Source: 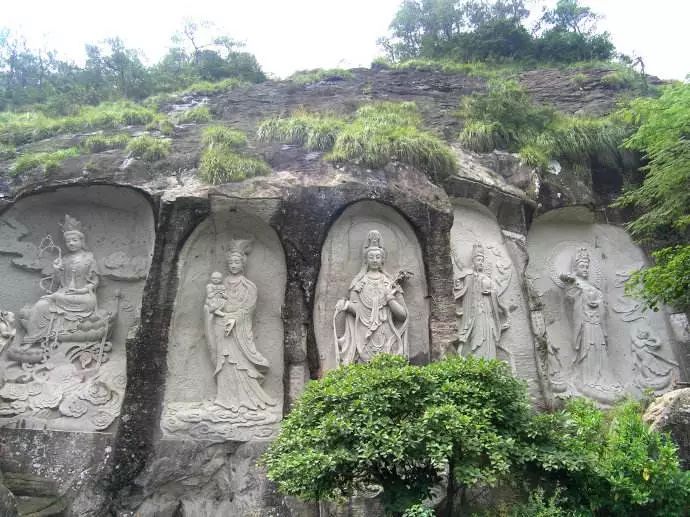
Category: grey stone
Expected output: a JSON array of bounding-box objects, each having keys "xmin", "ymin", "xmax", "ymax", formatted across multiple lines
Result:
[{"xmin": 644, "ymin": 389, "xmax": 690, "ymax": 469}]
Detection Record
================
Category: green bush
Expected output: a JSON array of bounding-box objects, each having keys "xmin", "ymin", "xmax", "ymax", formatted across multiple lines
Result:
[
  {"xmin": 11, "ymin": 147, "xmax": 80, "ymax": 176},
  {"xmin": 80, "ymin": 133, "xmax": 131, "ymax": 153},
  {"xmin": 288, "ymin": 68, "xmax": 354, "ymax": 85},
  {"xmin": 198, "ymin": 146, "xmax": 270, "ymax": 184},
  {"xmin": 176, "ymin": 105, "xmax": 213, "ymax": 124},
  {"xmin": 126, "ymin": 135, "xmax": 171, "ymax": 161},
  {"xmin": 519, "ymin": 144, "xmax": 550, "ymax": 171},
  {"xmin": 179, "ymin": 77, "xmax": 245, "ymax": 96},
  {"xmin": 263, "ymin": 355, "xmax": 533, "ymax": 514}
]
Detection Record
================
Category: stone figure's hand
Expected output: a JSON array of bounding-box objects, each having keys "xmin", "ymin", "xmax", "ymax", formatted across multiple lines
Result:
[
  {"xmin": 335, "ymin": 299, "xmax": 348, "ymax": 312},
  {"xmin": 53, "ymin": 258, "xmax": 64, "ymax": 271},
  {"xmin": 214, "ymin": 310, "xmax": 226, "ymax": 317},
  {"xmin": 559, "ymin": 273, "xmax": 574, "ymax": 283},
  {"xmin": 385, "ymin": 286, "xmax": 400, "ymax": 304},
  {"xmin": 501, "ymin": 322, "xmax": 510, "ymax": 331}
]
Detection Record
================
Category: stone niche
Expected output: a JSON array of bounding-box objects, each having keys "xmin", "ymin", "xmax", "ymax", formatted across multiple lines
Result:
[
  {"xmin": 0, "ymin": 186, "xmax": 154, "ymax": 432},
  {"xmin": 526, "ymin": 207, "xmax": 684, "ymax": 405},
  {"xmin": 314, "ymin": 200, "xmax": 430, "ymax": 371},
  {"xmin": 450, "ymin": 199, "xmax": 538, "ymax": 393},
  {"xmin": 162, "ymin": 208, "xmax": 285, "ymax": 442}
]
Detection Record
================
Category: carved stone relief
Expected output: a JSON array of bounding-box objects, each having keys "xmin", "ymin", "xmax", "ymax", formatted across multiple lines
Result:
[
  {"xmin": 315, "ymin": 201, "xmax": 429, "ymax": 372},
  {"xmin": 333, "ymin": 230, "xmax": 411, "ymax": 366},
  {"xmin": 526, "ymin": 208, "xmax": 683, "ymax": 404},
  {"xmin": 0, "ymin": 186, "xmax": 154, "ymax": 431},
  {"xmin": 161, "ymin": 210, "xmax": 285, "ymax": 442},
  {"xmin": 449, "ymin": 200, "xmax": 538, "ymax": 393}
]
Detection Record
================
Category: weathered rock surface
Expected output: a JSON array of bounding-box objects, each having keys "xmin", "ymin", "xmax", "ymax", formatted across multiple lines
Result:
[
  {"xmin": 0, "ymin": 470, "xmax": 18, "ymax": 517},
  {"xmin": 644, "ymin": 388, "xmax": 690, "ymax": 469}
]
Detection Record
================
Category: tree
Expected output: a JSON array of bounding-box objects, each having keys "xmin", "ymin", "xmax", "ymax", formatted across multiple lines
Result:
[
  {"xmin": 263, "ymin": 354, "xmax": 535, "ymax": 515},
  {"xmin": 613, "ymin": 83, "xmax": 690, "ymax": 312}
]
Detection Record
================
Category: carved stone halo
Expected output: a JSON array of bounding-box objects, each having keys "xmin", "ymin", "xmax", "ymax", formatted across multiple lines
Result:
[{"xmin": 548, "ymin": 241, "xmax": 603, "ymax": 289}]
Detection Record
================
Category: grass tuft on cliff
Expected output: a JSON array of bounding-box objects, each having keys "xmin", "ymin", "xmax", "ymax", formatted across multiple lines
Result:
[
  {"xmin": 11, "ymin": 147, "xmax": 80, "ymax": 176},
  {"xmin": 126, "ymin": 135, "xmax": 171, "ymax": 162},
  {"xmin": 80, "ymin": 133, "xmax": 132, "ymax": 153},
  {"xmin": 198, "ymin": 125, "xmax": 271, "ymax": 184},
  {"xmin": 458, "ymin": 79, "xmax": 631, "ymax": 170},
  {"xmin": 288, "ymin": 68, "xmax": 354, "ymax": 85},
  {"xmin": 258, "ymin": 101, "xmax": 457, "ymax": 181},
  {"xmin": 0, "ymin": 102, "xmax": 156, "ymax": 146},
  {"xmin": 175, "ymin": 105, "xmax": 213, "ymax": 124}
]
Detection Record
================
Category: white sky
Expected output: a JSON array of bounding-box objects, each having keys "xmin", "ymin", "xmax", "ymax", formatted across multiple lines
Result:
[{"xmin": 2, "ymin": 0, "xmax": 689, "ymax": 80}]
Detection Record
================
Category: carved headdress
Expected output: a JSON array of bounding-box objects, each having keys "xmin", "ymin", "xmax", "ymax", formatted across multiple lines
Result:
[
  {"xmin": 573, "ymin": 247, "xmax": 590, "ymax": 268},
  {"xmin": 363, "ymin": 230, "xmax": 386, "ymax": 262},
  {"xmin": 471, "ymin": 243, "xmax": 485, "ymax": 259},
  {"xmin": 226, "ymin": 239, "xmax": 253, "ymax": 265},
  {"xmin": 60, "ymin": 214, "xmax": 84, "ymax": 239}
]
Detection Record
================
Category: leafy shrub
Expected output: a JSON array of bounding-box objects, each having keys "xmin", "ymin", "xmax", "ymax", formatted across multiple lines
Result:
[
  {"xmin": 519, "ymin": 144, "xmax": 550, "ymax": 171},
  {"xmin": 11, "ymin": 147, "xmax": 80, "ymax": 175},
  {"xmin": 624, "ymin": 245, "xmax": 690, "ymax": 312},
  {"xmin": 179, "ymin": 77, "xmax": 245, "ymax": 96},
  {"xmin": 288, "ymin": 68, "xmax": 354, "ymax": 85},
  {"xmin": 198, "ymin": 147, "xmax": 270, "ymax": 184},
  {"xmin": 126, "ymin": 135, "xmax": 171, "ymax": 161},
  {"xmin": 176, "ymin": 105, "xmax": 213, "ymax": 124},
  {"xmin": 80, "ymin": 133, "xmax": 131, "ymax": 153},
  {"xmin": 263, "ymin": 354, "xmax": 533, "ymax": 514}
]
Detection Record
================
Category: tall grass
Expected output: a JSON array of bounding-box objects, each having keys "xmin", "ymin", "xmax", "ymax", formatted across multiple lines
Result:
[
  {"xmin": 198, "ymin": 125, "xmax": 271, "ymax": 184},
  {"xmin": 11, "ymin": 147, "xmax": 80, "ymax": 176},
  {"xmin": 126, "ymin": 135, "xmax": 171, "ymax": 161},
  {"xmin": 0, "ymin": 101, "xmax": 156, "ymax": 146},
  {"xmin": 80, "ymin": 133, "xmax": 131, "ymax": 153},
  {"xmin": 258, "ymin": 101, "xmax": 457, "ymax": 181},
  {"xmin": 288, "ymin": 68, "xmax": 354, "ymax": 85}
]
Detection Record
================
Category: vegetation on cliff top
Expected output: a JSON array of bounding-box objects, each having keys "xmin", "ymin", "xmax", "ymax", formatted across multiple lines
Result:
[
  {"xmin": 264, "ymin": 354, "xmax": 690, "ymax": 516},
  {"xmin": 198, "ymin": 125, "xmax": 271, "ymax": 184},
  {"xmin": 258, "ymin": 102, "xmax": 457, "ymax": 181}
]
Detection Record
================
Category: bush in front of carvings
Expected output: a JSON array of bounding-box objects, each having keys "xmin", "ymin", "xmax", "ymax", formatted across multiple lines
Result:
[
  {"xmin": 263, "ymin": 355, "xmax": 690, "ymax": 516},
  {"xmin": 263, "ymin": 354, "xmax": 534, "ymax": 515}
]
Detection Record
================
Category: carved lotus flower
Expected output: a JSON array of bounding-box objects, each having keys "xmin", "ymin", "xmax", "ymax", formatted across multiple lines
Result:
[
  {"xmin": 91, "ymin": 410, "xmax": 116, "ymax": 431},
  {"xmin": 79, "ymin": 381, "xmax": 111, "ymax": 406},
  {"xmin": 0, "ymin": 400, "xmax": 27, "ymax": 416},
  {"xmin": 59, "ymin": 396, "xmax": 89, "ymax": 418}
]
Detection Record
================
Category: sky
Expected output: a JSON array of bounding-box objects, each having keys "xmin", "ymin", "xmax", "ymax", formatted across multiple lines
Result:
[{"xmin": 2, "ymin": 0, "xmax": 689, "ymax": 80}]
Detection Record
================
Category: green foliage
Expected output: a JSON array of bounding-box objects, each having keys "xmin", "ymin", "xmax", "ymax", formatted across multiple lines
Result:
[
  {"xmin": 11, "ymin": 147, "xmax": 80, "ymax": 175},
  {"xmin": 258, "ymin": 102, "xmax": 457, "ymax": 181},
  {"xmin": 126, "ymin": 135, "xmax": 171, "ymax": 161},
  {"xmin": 613, "ymin": 83, "xmax": 690, "ymax": 243},
  {"xmin": 0, "ymin": 101, "xmax": 156, "ymax": 145},
  {"xmin": 459, "ymin": 79, "xmax": 630, "ymax": 170},
  {"xmin": 0, "ymin": 143, "xmax": 16, "ymax": 160},
  {"xmin": 201, "ymin": 125, "xmax": 247, "ymax": 150},
  {"xmin": 175, "ymin": 105, "xmax": 213, "ymax": 124},
  {"xmin": 288, "ymin": 68, "xmax": 354, "ymax": 85},
  {"xmin": 459, "ymin": 80, "xmax": 553, "ymax": 152},
  {"xmin": 199, "ymin": 148, "xmax": 270, "ymax": 184},
  {"xmin": 379, "ymin": 0, "xmax": 614, "ymax": 65},
  {"xmin": 198, "ymin": 125, "xmax": 270, "ymax": 184},
  {"xmin": 402, "ymin": 504, "xmax": 435, "ymax": 517},
  {"xmin": 611, "ymin": 83, "xmax": 690, "ymax": 311},
  {"xmin": 263, "ymin": 354, "xmax": 533, "ymax": 514},
  {"xmin": 390, "ymin": 58, "xmax": 515, "ymax": 79},
  {"xmin": 624, "ymin": 245, "xmax": 690, "ymax": 312},
  {"xmin": 257, "ymin": 112, "xmax": 345, "ymax": 151},
  {"xmin": 523, "ymin": 399, "xmax": 690, "ymax": 516},
  {"xmin": 80, "ymin": 133, "xmax": 131, "ymax": 153}
]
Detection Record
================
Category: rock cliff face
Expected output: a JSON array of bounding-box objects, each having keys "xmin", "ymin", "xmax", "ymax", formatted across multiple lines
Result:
[{"xmin": 0, "ymin": 67, "xmax": 686, "ymax": 516}]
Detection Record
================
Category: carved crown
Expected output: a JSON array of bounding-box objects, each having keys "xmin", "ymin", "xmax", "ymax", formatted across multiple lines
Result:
[
  {"xmin": 60, "ymin": 214, "xmax": 83, "ymax": 236},
  {"xmin": 471, "ymin": 242, "xmax": 485, "ymax": 258},
  {"xmin": 227, "ymin": 239, "xmax": 253, "ymax": 258},
  {"xmin": 574, "ymin": 247, "xmax": 590, "ymax": 266}
]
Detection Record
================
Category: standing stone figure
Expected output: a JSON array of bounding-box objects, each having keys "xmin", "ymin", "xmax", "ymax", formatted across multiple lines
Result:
[
  {"xmin": 454, "ymin": 243, "xmax": 509, "ymax": 359},
  {"xmin": 631, "ymin": 328, "xmax": 678, "ymax": 393},
  {"xmin": 334, "ymin": 230, "xmax": 409, "ymax": 365},
  {"xmin": 559, "ymin": 247, "xmax": 620, "ymax": 400},
  {"xmin": 204, "ymin": 240, "xmax": 276, "ymax": 412}
]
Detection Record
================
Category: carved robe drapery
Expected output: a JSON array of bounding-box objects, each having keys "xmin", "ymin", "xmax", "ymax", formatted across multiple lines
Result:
[
  {"xmin": 335, "ymin": 272, "xmax": 408, "ymax": 365},
  {"xmin": 454, "ymin": 269, "xmax": 508, "ymax": 359},
  {"xmin": 204, "ymin": 275, "xmax": 275, "ymax": 411}
]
